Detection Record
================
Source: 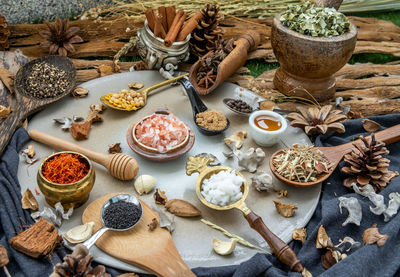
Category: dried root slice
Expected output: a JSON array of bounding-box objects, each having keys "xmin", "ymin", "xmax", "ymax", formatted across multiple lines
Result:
[
  {"xmin": 147, "ymin": 218, "xmax": 158, "ymax": 231},
  {"xmin": 362, "ymin": 224, "xmax": 389, "ymax": 246},
  {"xmin": 224, "ymin": 131, "xmax": 247, "ymax": 149},
  {"xmin": 108, "ymin": 143, "xmax": 122, "ymax": 154},
  {"xmin": 128, "ymin": 82, "xmax": 144, "ymax": 90},
  {"xmin": 63, "ymin": 222, "xmax": 95, "ymax": 244},
  {"xmin": 165, "ymin": 199, "xmax": 201, "ymax": 217},
  {"xmin": 316, "ymin": 225, "xmax": 333, "ymax": 249},
  {"xmin": 292, "ymin": 228, "xmax": 306, "ymax": 244},
  {"xmin": 212, "ymin": 238, "xmax": 238, "ymax": 255},
  {"xmin": 21, "ymin": 188, "xmax": 38, "ymax": 211},
  {"xmin": 273, "ymin": 201, "xmax": 297, "ymax": 217},
  {"xmin": 71, "ymin": 87, "xmax": 89, "ymax": 98},
  {"xmin": 362, "ymin": 119, "xmax": 381, "ymax": 132}
]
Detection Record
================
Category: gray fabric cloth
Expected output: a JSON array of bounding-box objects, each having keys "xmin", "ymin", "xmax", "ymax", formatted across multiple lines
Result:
[{"xmin": 1, "ymin": 114, "xmax": 400, "ymax": 277}]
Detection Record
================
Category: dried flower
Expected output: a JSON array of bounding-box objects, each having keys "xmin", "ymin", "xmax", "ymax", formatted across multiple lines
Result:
[
  {"xmin": 273, "ymin": 201, "xmax": 297, "ymax": 217},
  {"xmin": 40, "ymin": 18, "xmax": 83, "ymax": 56},
  {"xmin": 0, "ymin": 105, "xmax": 11, "ymax": 119},
  {"xmin": 154, "ymin": 188, "xmax": 168, "ymax": 205},
  {"xmin": 108, "ymin": 143, "xmax": 122, "ymax": 154},
  {"xmin": 21, "ymin": 189, "xmax": 38, "ymax": 211},
  {"xmin": 316, "ymin": 225, "xmax": 333, "ymax": 249},
  {"xmin": 362, "ymin": 224, "xmax": 388, "ymax": 246},
  {"xmin": 286, "ymin": 105, "xmax": 346, "ymax": 136}
]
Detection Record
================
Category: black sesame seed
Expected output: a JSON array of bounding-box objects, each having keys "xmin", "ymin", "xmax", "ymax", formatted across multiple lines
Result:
[{"xmin": 103, "ymin": 201, "xmax": 141, "ymax": 229}]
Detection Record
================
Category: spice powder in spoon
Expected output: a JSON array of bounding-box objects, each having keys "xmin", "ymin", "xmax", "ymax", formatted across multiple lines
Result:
[{"xmin": 196, "ymin": 110, "xmax": 227, "ymax": 131}]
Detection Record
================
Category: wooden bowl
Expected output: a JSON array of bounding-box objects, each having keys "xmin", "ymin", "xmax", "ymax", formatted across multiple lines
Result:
[
  {"xmin": 126, "ymin": 110, "xmax": 195, "ymax": 162},
  {"xmin": 271, "ymin": 14, "xmax": 357, "ymax": 102}
]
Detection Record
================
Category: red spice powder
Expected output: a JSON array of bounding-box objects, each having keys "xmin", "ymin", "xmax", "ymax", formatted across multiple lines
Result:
[{"xmin": 42, "ymin": 153, "xmax": 89, "ymax": 184}]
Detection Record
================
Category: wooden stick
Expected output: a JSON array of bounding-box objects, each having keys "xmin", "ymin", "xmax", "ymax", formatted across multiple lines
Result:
[
  {"xmin": 166, "ymin": 6, "xmax": 176, "ymax": 32},
  {"xmin": 158, "ymin": 6, "xmax": 168, "ymax": 32},
  {"xmin": 177, "ymin": 10, "xmax": 204, "ymax": 41},
  {"xmin": 145, "ymin": 9, "xmax": 156, "ymax": 32},
  {"xmin": 164, "ymin": 10, "xmax": 186, "ymax": 47}
]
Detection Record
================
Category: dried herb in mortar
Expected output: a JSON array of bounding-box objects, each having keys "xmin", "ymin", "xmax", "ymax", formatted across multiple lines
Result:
[{"xmin": 280, "ymin": 1, "xmax": 350, "ymax": 37}]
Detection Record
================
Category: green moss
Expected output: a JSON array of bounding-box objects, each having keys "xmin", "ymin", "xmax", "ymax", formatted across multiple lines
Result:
[{"xmin": 349, "ymin": 53, "xmax": 400, "ymax": 64}]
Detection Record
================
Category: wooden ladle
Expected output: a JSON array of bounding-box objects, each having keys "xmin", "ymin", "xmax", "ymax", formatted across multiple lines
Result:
[
  {"xmin": 0, "ymin": 56, "xmax": 76, "ymax": 156},
  {"xmin": 29, "ymin": 129, "xmax": 139, "ymax": 181},
  {"xmin": 270, "ymin": 124, "xmax": 400, "ymax": 187},
  {"xmin": 186, "ymin": 157, "xmax": 303, "ymax": 272}
]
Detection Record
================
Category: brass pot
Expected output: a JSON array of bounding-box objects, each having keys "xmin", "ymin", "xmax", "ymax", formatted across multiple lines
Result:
[{"xmin": 37, "ymin": 151, "xmax": 95, "ymax": 209}]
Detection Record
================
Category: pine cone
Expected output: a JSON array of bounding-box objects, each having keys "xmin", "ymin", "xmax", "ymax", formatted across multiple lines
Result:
[
  {"xmin": 341, "ymin": 133, "xmax": 398, "ymax": 192},
  {"xmin": 190, "ymin": 4, "xmax": 223, "ymax": 58},
  {"xmin": 40, "ymin": 18, "xmax": 83, "ymax": 56},
  {"xmin": 51, "ymin": 244, "xmax": 111, "ymax": 277},
  {"xmin": 0, "ymin": 13, "xmax": 11, "ymax": 50}
]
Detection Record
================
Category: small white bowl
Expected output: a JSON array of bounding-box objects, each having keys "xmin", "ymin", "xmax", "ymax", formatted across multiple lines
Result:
[{"xmin": 249, "ymin": 110, "xmax": 287, "ymax": 147}]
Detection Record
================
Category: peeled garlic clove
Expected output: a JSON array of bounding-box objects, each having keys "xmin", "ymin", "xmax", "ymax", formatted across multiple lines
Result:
[
  {"xmin": 134, "ymin": 175, "xmax": 156, "ymax": 195},
  {"xmin": 64, "ymin": 222, "xmax": 95, "ymax": 244},
  {"xmin": 212, "ymin": 238, "xmax": 238, "ymax": 255}
]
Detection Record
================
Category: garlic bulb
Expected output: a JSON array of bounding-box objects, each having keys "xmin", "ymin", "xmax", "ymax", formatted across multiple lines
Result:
[
  {"xmin": 64, "ymin": 222, "xmax": 95, "ymax": 244},
  {"xmin": 134, "ymin": 175, "xmax": 156, "ymax": 195},
  {"xmin": 212, "ymin": 238, "xmax": 238, "ymax": 255}
]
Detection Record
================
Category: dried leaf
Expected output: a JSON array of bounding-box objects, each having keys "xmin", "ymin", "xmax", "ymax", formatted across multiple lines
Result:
[
  {"xmin": 108, "ymin": 143, "xmax": 122, "ymax": 154},
  {"xmin": 165, "ymin": 199, "xmax": 201, "ymax": 217},
  {"xmin": 154, "ymin": 188, "xmax": 168, "ymax": 205},
  {"xmin": 292, "ymin": 228, "xmax": 307, "ymax": 244},
  {"xmin": 21, "ymin": 189, "xmax": 38, "ymax": 211},
  {"xmin": 128, "ymin": 82, "xmax": 144, "ymax": 90},
  {"xmin": 0, "ymin": 245, "xmax": 9, "ymax": 267},
  {"xmin": 71, "ymin": 87, "xmax": 89, "ymax": 98},
  {"xmin": 276, "ymin": 190, "xmax": 288, "ymax": 198},
  {"xmin": 224, "ymin": 131, "xmax": 247, "ymax": 150},
  {"xmin": 362, "ymin": 224, "xmax": 389, "ymax": 246},
  {"xmin": 338, "ymin": 197, "xmax": 362, "ymax": 226},
  {"xmin": 273, "ymin": 201, "xmax": 297, "ymax": 217},
  {"xmin": 0, "ymin": 105, "xmax": 11, "ymax": 119},
  {"xmin": 362, "ymin": 119, "xmax": 381, "ymax": 133},
  {"xmin": 147, "ymin": 218, "xmax": 158, "ymax": 231},
  {"xmin": 251, "ymin": 171, "xmax": 275, "ymax": 192},
  {"xmin": 316, "ymin": 225, "xmax": 333, "ymax": 249},
  {"xmin": 0, "ymin": 67, "xmax": 15, "ymax": 93}
]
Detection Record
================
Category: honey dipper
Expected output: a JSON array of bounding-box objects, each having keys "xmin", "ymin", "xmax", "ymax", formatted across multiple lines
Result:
[{"xmin": 29, "ymin": 129, "xmax": 139, "ymax": 181}]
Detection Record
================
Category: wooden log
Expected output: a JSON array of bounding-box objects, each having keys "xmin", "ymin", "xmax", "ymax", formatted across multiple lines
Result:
[
  {"xmin": 336, "ymin": 63, "xmax": 400, "ymax": 79},
  {"xmin": 336, "ymin": 76, "xmax": 400, "ymax": 90}
]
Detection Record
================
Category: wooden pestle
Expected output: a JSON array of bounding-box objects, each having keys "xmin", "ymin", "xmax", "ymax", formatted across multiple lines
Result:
[
  {"xmin": 189, "ymin": 30, "xmax": 260, "ymax": 95},
  {"xmin": 29, "ymin": 129, "xmax": 138, "ymax": 181}
]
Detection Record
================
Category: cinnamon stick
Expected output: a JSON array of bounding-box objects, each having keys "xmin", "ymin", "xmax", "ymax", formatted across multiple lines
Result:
[
  {"xmin": 158, "ymin": 6, "xmax": 168, "ymax": 32},
  {"xmin": 145, "ymin": 9, "xmax": 156, "ymax": 32},
  {"xmin": 154, "ymin": 18, "xmax": 167, "ymax": 39},
  {"xmin": 164, "ymin": 10, "xmax": 187, "ymax": 47},
  {"xmin": 177, "ymin": 10, "xmax": 204, "ymax": 41},
  {"xmin": 166, "ymin": 6, "xmax": 176, "ymax": 31}
]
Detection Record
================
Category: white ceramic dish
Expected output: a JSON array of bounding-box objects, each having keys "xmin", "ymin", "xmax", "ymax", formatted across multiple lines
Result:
[{"xmin": 18, "ymin": 71, "xmax": 320, "ymax": 274}]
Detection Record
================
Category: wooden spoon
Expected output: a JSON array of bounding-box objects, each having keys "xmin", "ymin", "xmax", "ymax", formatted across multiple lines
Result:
[
  {"xmin": 270, "ymin": 124, "xmax": 400, "ymax": 187},
  {"xmin": 0, "ymin": 56, "xmax": 76, "ymax": 156},
  {"xmin": 29, "ymin": 129, "xmax": 139, "ymax": 181}
]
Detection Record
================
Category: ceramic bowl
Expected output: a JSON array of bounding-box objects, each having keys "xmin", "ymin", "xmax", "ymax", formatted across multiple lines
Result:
[
  {"xmin": 37, "ymin": 151, "xmax": 95, "ymax": 209},
  {"xmin": 249, "ymin": 110, "xmax": 287, "ymax": 147}
]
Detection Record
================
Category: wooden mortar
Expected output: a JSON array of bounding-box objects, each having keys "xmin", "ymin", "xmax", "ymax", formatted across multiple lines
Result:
[
  {"xmin": 189, "ymin": 31, "xmax": 260, "ymax": 95},
  {"xmin": 271, "ymin": 14, "xmax": 357, "ymax": 102}
]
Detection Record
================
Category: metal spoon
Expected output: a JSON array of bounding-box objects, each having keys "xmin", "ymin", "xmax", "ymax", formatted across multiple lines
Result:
[
  {"xmin": 179, "ymin": 77, "xmax": 230, "ymax": 136},
  {"xmin": 83, "ymin": 194, "xmax": 143, "ymax": 249},
  {"xmin": 100, "ymin": 73, "xmax": 188, "ymax": 111},
  {"xmin": 223, "ymin": 98, "xmax": 290, "ymax": 117}
]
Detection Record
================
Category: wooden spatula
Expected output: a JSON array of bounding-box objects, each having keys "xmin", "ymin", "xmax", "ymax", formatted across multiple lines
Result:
[{"xmin": 270, "ymin": 124, "xmax": 400, "ymax": 187}]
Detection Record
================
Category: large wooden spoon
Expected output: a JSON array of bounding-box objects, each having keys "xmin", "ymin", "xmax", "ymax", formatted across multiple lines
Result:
[
  {"xmin": 29, "ymin": 129, "xmax": 139, "ymax": 181},
  {"xmin": 0, "ymin": 56, "xmax": 76, "ymax": 156},
  {"xmin": 270, "ymin": 124, "xmax": 400, "ymax": 187}
]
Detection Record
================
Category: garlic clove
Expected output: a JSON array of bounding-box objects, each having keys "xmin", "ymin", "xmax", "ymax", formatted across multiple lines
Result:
[
  {"xmin": 212, "ymin": 238, "xmax": 238, "ymax": 255},
  {"xmin": 64, "ymin": 222, "xmax": 95, "ymax": 244},
  {"xmin": 134, "ymin": 175, "xmax": 156, "ymax": 195}
]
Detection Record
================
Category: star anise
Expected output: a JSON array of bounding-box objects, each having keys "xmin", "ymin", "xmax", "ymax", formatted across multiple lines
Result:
[{"xmin": 40, "ymin": 18, "xmax": 83, "ymax": 56}]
